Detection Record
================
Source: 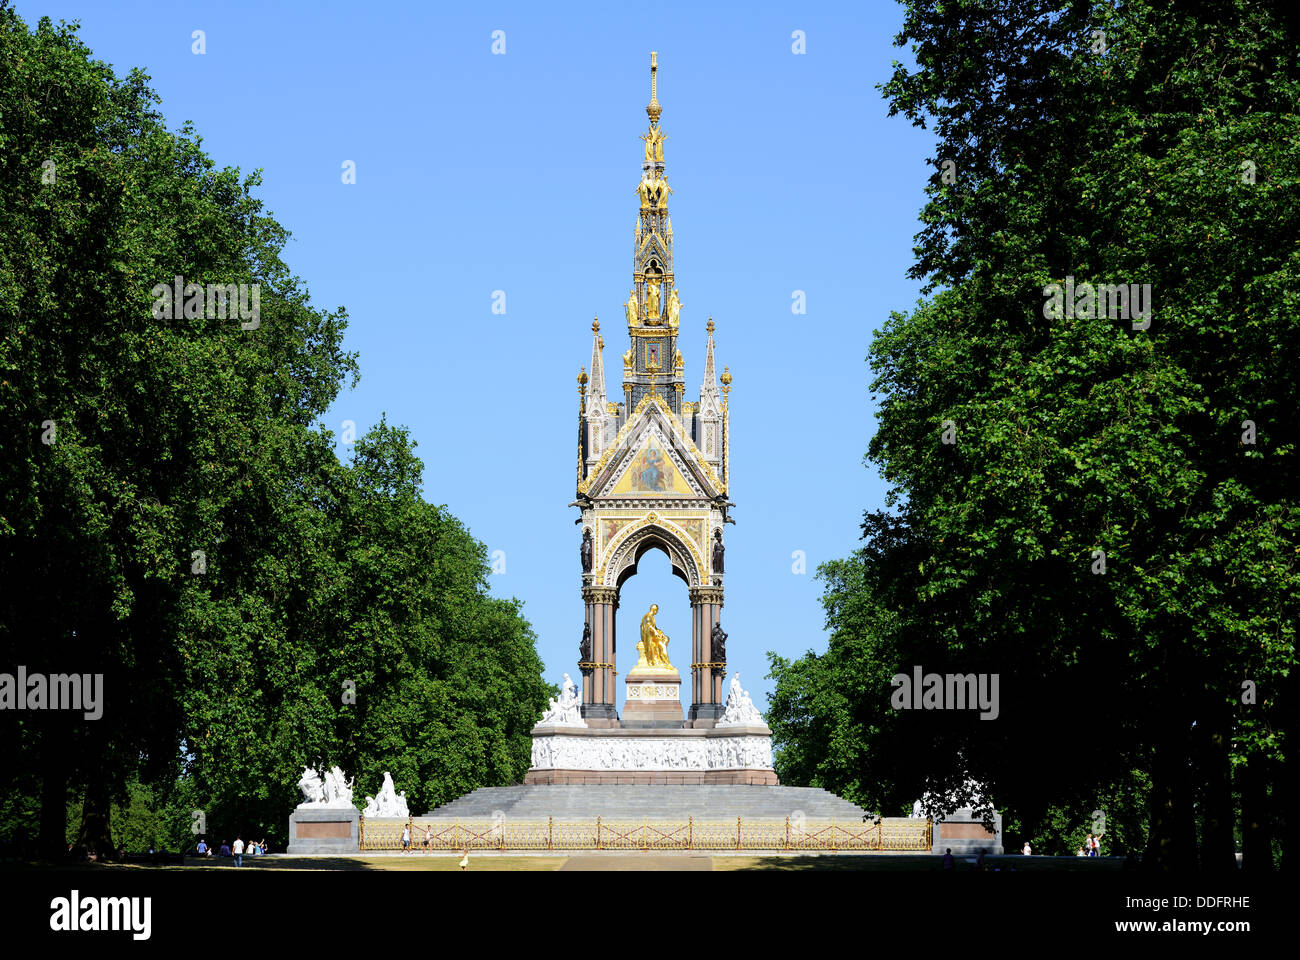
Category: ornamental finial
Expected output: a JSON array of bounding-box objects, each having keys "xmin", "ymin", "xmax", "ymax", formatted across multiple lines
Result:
[
  {"xmin": 707, "ymin": 317, "xmax": 715, "ymax": 334},
  {"xmin": 578, "ymin": 365, "xmax": 589, "ymax": 387},
  {"xmin": 647, "ymin": 52, "xmax": 661, "ymax": 122},
  {"xmin": 592, "ymin": 318, "xmax": 600, "ymax": 333}
]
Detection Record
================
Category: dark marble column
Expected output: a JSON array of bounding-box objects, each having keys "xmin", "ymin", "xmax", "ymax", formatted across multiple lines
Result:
[
  {"xmin": 580, "ymin": 585, "xmax": 620, "ymax": 726},
  {"xmin": 687, "ymin": 585, "xmax": 725, "ymax": 726}
]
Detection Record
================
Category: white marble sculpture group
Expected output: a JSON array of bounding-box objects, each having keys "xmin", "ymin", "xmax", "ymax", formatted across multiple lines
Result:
[
  {"xmin": 529, "ymin": 734, "xmax": 774, "ymax": 771},
  {"xmin": 297, "ymin": 764, "xmax": 355, "ymax": 808},
  {"xmin": 297, "ymin": 764, "xmax": 415, "ymax": 818},
  {"xmin": 537, "ymin": 673, "xmax": 586, "ymax": 727},
  {"xmin": 716, "ymin": 673, "xmax": 764, "ymax": 727},
  {"xmin": 911, "ymin": 779, "xmax": 993, "ymax": 819},
  {"xmin": 362, "ymin": 771, "xmax": 410, "ymax": 819}
]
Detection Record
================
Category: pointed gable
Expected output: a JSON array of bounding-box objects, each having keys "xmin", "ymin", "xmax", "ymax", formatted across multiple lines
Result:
[
  {"xmin": 610, "ymin": 431, "xmax": 693, "ymax": 497},
  {"xmin": 579, "ymin": 393, "xmax": 721, "ymax": 499}
]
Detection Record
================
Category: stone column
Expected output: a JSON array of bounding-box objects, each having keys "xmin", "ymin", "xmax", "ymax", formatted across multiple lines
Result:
[
  {"xmin": 687, "ymin": 585, "xmax": 724, "ymax": 727},
  {"xmin": 581, "ymin": 585, "xmax": 620, "ymax": 727},
  {"xmin": 580, "ymin": 604, "xmax": 593, "ymax": 710}
]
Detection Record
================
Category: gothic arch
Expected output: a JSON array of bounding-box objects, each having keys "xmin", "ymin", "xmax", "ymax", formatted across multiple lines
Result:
[{"xmin": 604, "ymin": 519, "xmax": 702, "ymax": 590}]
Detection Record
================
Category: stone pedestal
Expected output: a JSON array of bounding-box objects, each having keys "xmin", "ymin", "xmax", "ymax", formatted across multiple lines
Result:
[
  {"xmin": 621, "ymin": 669, "xmax": 683, "ymax": 728},
  {"xmin": 930, "ymin": 810, "xmax": 1004, "ymax": 855},
  {"xmin": 287, "ymin": 805, "xmax": 360, "ymax": 854},
  {"xmin": 525, "ymin": 725, "xmax": 778, "ymax": 785}
]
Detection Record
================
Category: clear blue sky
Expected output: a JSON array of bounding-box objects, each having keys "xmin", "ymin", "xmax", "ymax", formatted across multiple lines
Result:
[{"xmin": 19, "ymin": 0, "xmax": 931, "ymax": 715}]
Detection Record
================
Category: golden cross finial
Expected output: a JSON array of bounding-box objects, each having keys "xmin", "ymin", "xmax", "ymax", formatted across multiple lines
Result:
[
  {"xmin": 592, "ymin": 318, "xmax": 600, "ymax": 333},
  {"xmin": 707, "ymin": 317, "xmax": 715, "ymax": 334}
]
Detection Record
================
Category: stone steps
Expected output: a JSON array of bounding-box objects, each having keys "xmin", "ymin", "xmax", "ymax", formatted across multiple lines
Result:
[{"xmin": 421, "ymin": 785, "xmax": 872, "ymax": 822}]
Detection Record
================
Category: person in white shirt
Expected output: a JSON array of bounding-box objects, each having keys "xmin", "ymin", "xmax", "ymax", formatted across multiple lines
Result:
[
  {"xmin": 1022, "ymin": 841, "xmax": 1032, "ymax": 855},
  {"xmin": 232, "ymin": 836, "xmax": 244, "ymax": 867}
]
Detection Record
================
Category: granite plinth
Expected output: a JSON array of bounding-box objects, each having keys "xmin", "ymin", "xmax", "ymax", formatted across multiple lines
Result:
[
  {"xmin": 621, "ymin": 669, "xmax": 684, "ymax": 728},
  {"xmin": 287, "ymin": 805, "xmax": 360, "ymax": 854},
  {"xmin": 931, "ymin": 811, "xmax": 1004, "ymax": 855},
  {"xmin": 580, "ymin": 702, "xmax": 620, "ymax": 728}
]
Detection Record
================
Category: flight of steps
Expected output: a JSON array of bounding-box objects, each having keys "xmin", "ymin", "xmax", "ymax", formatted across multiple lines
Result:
[{"xmin": 421, "ymin": 785, "xmax": 871, "ymax": 821}]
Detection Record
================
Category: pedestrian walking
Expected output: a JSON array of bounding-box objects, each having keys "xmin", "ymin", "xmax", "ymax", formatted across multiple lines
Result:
[
  {"xmin": 232, "ymin": 836, "xmax": 244, "ymax": 867},
  {"xmin": 942, "ymin": 847, "xmax": 955, "ymax": 871},
  {"xmin": 1022, "ymin": 841, "xmax": 1032, "ymax": 856},
  {"xmin": 424, "ymin": 825, "xmax": 432, "ymax": 852},
  {"xmin": 400, "ymin": 824, "xmax": 410, "ymax": 853}
]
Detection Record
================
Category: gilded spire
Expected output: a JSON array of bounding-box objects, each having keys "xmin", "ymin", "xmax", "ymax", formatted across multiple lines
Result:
[
  {"xmin": 701, "ymin": 318, "xmax": 720, "ymax": 409},
  {"xmin": 588, "ymin": 318, "xmax": 607, "ymax": 410},
  {"xmin": 647, "ymin": 51, "xmax": 661, "ymax": 122},
  {"xmin": 640, "ymin": 52, "xmax": 666, "ymax": 168}
]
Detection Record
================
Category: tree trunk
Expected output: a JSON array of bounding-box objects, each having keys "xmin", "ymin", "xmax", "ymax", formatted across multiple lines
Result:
[
  {"xmin": 1280, "ymin": 673, "xmax": 1299, "ymax": 873},
  {"xmin": 1145, "ymin": 723, "xmax": 1198, "ymax": 871},
  {"xmin": 1197, "ymin": 718, "xmax": 1237, "ymax": 872},
  {"xmin": 1240, "ymin": 752, "xmax": 1274, "ymax": 873},
  {"xmin": 79, "ymin": 777, "xmax": 115, "ymax": 860},
  {"xmin": 38, "ymin": 732, "xmax": 68, "ymax": 861}
]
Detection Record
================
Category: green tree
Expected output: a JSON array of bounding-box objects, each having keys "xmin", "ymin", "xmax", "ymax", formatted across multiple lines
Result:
[
  {"xmin": 770, "ymin": 0, "xmax": 1298, "ymax": 872},
  {"xmin": 0, "ymin": 7, "xmax": 549, "ymax": 857}
]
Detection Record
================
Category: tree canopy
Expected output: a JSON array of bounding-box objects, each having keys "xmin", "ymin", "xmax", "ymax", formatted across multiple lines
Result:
[
  {"xmin": 0, "ymin": 7, "xmax": 550, "ymax": 856},
  {"xmin": 768, "ymin": 0, "xmax": 1298, "ymax": 870}
]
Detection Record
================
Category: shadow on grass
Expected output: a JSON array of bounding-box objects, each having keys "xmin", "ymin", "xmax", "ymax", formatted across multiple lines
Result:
[
  {"xmin": 1, "ymin": 856, "xmax": 378, "ymax": 872},
  {"xmin": 719, "ymin": 855, "xmax": 1127, "ymax": 872}
]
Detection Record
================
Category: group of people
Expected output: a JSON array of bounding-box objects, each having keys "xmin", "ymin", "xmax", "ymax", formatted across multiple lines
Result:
[
  {"xmin": 396, "ymin": 824, "xmax": 470, "ymax": 869},
  {"xmin": 194, "ymin": 836, "xmax": 266, "ymax": 865},
  {"xmin": 1018, "ymin": 833, "xmax": 1103, "ymax": 857},
  {"xmin": 398, "ymin": 824, "xmax": 434, "ymax": 852}
]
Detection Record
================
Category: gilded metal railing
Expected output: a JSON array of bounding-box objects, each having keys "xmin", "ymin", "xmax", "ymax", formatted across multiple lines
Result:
[{"xmin": 359, "ymin": 816, "xmax": 931, "ymax": 852}]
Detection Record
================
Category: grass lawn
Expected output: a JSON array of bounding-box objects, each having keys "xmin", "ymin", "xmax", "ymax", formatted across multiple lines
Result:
[{"xmin": 3, "ymin": 854, "xmax": 1124, "ymax": 871}]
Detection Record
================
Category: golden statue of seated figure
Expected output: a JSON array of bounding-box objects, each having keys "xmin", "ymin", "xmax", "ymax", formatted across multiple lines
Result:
[{"xmin": 634, "ymin": 603, "xmax": 674, "ymax": 671}]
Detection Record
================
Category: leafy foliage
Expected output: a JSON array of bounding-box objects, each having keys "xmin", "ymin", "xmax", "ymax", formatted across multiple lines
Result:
[
  {"xmin": 0, "ymin": 8, "xmax": 548, "ymax": 856},
  {"xmin": 769, "ymin": 0, "xmax": 1298, "ymax": 871}
]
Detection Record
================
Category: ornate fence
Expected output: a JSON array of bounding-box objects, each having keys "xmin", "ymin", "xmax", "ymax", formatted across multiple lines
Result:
[{"xmin": 360, "ymin": 816, "xmax": 931, "ymax": 852}]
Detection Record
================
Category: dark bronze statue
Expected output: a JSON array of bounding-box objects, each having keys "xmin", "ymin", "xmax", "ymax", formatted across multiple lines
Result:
[
  {"xmin": 580, "ymin": 621, "xmax": 592, "ymax": 662},
  {"xmin": 712, "ymin": 529, "xmax": 724, "ymax": 573},
  {"xmin": 711, "ymin": 620, "xmax": 727, "ymax": 663},
  {"xmin": 580, "ymin": 528, "xmax": 593, "ymax": 572}
]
